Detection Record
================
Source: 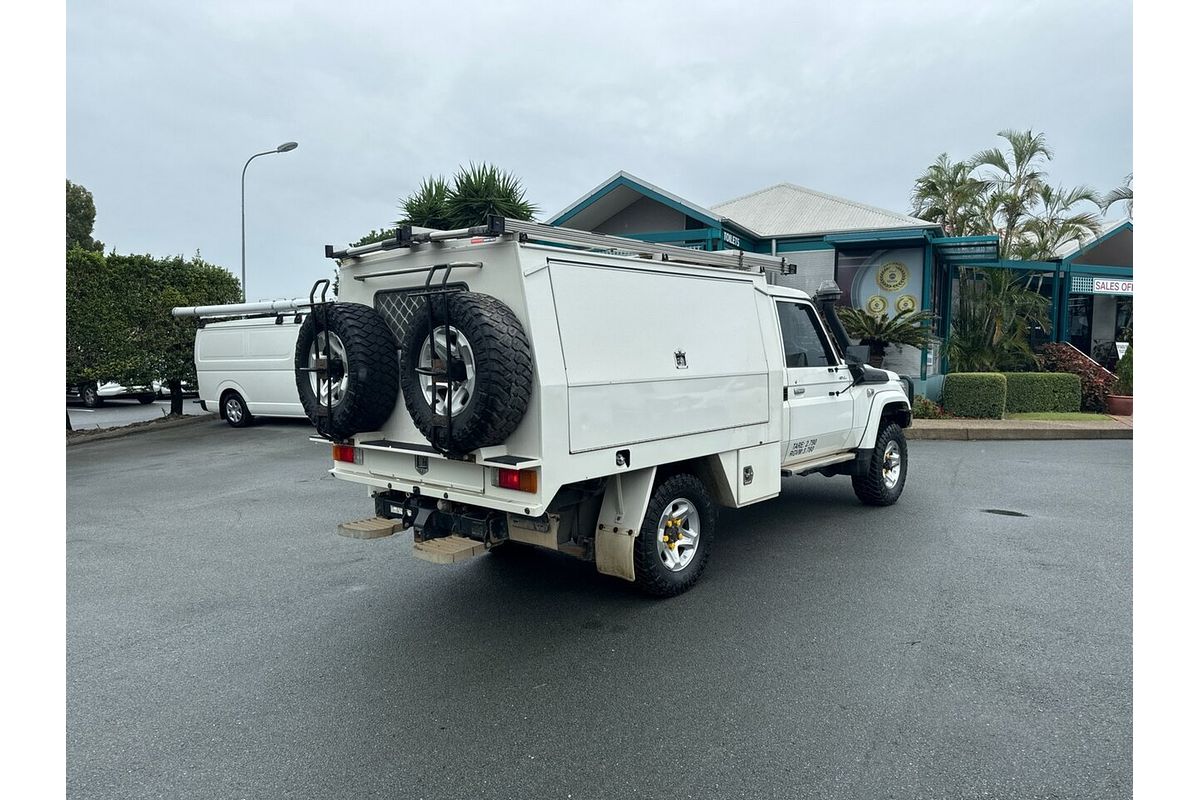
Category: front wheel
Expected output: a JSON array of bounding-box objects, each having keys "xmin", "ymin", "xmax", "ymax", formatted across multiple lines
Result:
[
  {"xmin": 81, "ymin": 383, "xmax": 102, "ymax": 408},
  {"xmin": 633, "ymin": 473, "xmax": 717, "ymax": 597},
  {"xmin": 852, "ymin": 422, "xmax": 908, "ymax": 506}
]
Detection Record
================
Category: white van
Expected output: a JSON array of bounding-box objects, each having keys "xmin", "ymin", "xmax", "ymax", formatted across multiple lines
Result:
[{"xmin": 194, "ymin": 315, "xmax": 309, "ymax": 427}]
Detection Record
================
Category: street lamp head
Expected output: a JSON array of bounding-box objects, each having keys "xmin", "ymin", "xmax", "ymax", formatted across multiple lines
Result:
[{"xmin": 276, "ymin": 141, "xmax": 299, "ymax": 153}]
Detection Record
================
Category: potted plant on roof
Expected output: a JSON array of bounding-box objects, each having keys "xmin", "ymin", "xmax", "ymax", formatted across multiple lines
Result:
[
  {"xmin": 1106, "ymin": 345, "xmax": 1132, "ymax": 416},
  {"xmin": 836, "ymin": 307, "xmax": 938, "ymax": 368}
]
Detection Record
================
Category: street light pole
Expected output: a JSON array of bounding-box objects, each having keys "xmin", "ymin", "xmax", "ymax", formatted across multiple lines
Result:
[{"xmin": 241, "ymin": 141, "xmax": 299, "ymax": 301}]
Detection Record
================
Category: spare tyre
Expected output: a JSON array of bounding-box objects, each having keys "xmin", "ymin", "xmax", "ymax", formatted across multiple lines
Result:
[
  {"xmin": 295, "ymin": 303, "xmax": 399, "ymax": 440},
  {"xmin": 399, "ymin": 292, "xmax": 532, "ymax": 453}
]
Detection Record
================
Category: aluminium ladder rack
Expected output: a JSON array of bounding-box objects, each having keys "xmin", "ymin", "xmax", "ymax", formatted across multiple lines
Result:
[{"xmin": 325, "ymin": 216, "xmax": 797, "ymax": 276}]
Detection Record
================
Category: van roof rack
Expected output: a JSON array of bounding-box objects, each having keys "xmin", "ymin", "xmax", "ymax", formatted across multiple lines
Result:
[{"xmin": 326, "ymin": 216, "xmax": 797, "ymax": 276}]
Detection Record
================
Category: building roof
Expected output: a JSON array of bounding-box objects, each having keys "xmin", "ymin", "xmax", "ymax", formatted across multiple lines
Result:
[
  {"xmin": 1054, "ymin": 217, "xmax": 1132, "ymax": 259},
  {"xmin": 547, "ymin": 171, "xmax": 725, "ymax": 230},
  {"xmin": 712, "ymin": 183, "xmax": 937, "ymax": 238}
]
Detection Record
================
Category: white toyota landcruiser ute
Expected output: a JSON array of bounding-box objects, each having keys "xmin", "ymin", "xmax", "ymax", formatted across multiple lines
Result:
[{"xmin": 177, "ymin": 217, "xmax": 913, "ymax": 596}]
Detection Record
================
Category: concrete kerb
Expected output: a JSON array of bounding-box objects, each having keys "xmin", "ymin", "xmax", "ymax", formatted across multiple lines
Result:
[
  {"xmin": 908, "ymin": 419, "xmax": 1133, "ymax": 441},
  {"xmin": 66, "ymin": 413, "xmax": 218, "ymax": 446}
]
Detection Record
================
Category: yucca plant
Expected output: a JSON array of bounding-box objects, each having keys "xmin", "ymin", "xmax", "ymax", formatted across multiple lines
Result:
[
  {"xmin": 445, "ymin": 163, "xmax": 538, "ymax": 228},
  {"xmin": 836, "ymin": 307, "xmax": 938, "ymax": 368},
  {"xmin": 400, "ymin": 176, "xmax": 453, "ymax": 230}
]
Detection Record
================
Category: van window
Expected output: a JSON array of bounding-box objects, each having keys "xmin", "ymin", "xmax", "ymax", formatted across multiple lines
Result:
[{"xmin": 776, "ymin": 302, "xmax": 836, "ymax": 368}]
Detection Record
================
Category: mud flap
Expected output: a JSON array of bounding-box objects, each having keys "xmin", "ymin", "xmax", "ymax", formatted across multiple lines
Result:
[{"xmin": 594, "ymin": 466, "xmax": 657, "ymax": 581}]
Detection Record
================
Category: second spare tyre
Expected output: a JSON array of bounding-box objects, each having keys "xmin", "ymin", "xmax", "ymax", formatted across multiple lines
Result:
[
  {"xmin": 399, "ymin": 292, "xmax": 533, "ymax": 454},
  {"xmin": 295, "ymin": 303, "xmax": 399, "ymax": 440}
]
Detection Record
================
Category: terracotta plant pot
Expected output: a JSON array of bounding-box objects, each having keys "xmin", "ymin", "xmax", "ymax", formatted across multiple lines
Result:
[{"xmin": 1106, "ymin": 395, "xmax": 1133, "ymax": 416}]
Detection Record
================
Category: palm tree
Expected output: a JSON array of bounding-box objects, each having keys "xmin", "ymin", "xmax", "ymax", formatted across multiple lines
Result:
[
  {"xmin": 910, "ymin": 154, "xmax": 991, "ymax": 237},
  {"xmin": 1100, "ymin": 173, "xmax": 1133, "ymax": 218},
  {"xmin": 1013, "ymin": 184, "xmax": 1104, "ymax": 261},
  {"xmin": 971, "ymin": 129, "xmax": 1054, "ymax": 258},
  {"xmin": 836, "ymin": 307, "xmax": 938, "ymax": 368},
  {"xmin": 948, "ymin": 268, "xmax": 1051, "ymax": 372}
]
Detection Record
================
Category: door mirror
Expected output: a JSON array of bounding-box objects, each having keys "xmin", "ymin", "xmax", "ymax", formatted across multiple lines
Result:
[{"xmin": 844, "ymin": 345, "xmax": 869, "ymax": 365}]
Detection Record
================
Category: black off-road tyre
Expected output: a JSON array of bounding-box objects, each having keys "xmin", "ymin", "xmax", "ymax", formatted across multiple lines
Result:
[
  {"xmin": 222, "ymin": 391, "xmax": 253, "ymax": 428},
  {"xmin": 852, "ymin": 422, "xmax": 908, "ymax": 506},
  {"xmin": 399, "ymin": 292, "xmax": 532, "ymax": 454},
  {"xmin": 633, "ymin": 473, "xmax": 717, "ymax": 597},
  {"xmin": 294, "ymin": 303, "xmax": 399, "ymax": 440}
]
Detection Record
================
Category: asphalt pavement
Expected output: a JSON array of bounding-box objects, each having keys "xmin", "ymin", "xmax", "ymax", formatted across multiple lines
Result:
[{"xmin": 67, "ymin": 420, "xmax": 1132, "ymax": 799}]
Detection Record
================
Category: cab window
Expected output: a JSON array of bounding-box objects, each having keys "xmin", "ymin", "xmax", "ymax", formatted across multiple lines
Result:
[{"xmin": 776, "ymin": 302, "xmax": 836, "ymax": 368}]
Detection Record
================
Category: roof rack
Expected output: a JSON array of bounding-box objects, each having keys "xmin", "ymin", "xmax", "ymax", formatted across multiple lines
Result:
[{"xmin": 326, "ymin": 216, "xmax": 796, "ymax": 276}]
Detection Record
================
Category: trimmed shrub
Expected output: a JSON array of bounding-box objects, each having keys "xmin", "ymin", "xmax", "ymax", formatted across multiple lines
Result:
[
  {"xmin": 1002, "ymin": 372, "xmax": 1082, "ymax": 413},
  {"xmin": 942, "ymin": 373, "xmax": 1006, "ymax": 419},
  {"xmin": 1038, "ymin": 343, "xmax": 1117, "ymax": 412},
  {"xmin": 1114, "ymin": 346, "xmax": 1133, "ymax": 396}
]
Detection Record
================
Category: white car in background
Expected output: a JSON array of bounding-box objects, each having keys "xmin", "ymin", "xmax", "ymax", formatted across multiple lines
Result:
[{"xmin": 67, "ymin": 380, "xmax": 161, "ymax": 408}]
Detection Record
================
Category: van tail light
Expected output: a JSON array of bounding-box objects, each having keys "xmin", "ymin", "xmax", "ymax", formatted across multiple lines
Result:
[
  {"xmin": 332, "ymin": 445, "xmax": 361, "ymax": 464},
  {"xmin": 494, "ymin": 467, "xmax": 537, "ymax": 493}
]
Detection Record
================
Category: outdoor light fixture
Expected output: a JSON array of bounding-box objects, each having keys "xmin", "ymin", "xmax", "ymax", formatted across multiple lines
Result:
[{"xmin": 241, "ymin": 141, "xmax": 300, "ymax": 301}]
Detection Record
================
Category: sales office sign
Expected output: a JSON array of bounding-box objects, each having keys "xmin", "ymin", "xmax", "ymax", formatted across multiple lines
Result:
[{"xmin": 1093, "ymin": 278, "xmax": 1133, "ymax": 295}]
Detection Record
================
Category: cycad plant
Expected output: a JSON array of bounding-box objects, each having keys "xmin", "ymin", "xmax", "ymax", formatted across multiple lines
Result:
[{"xmin": 836, "ymin": 307, "xmax": 937, "ymax": 368}]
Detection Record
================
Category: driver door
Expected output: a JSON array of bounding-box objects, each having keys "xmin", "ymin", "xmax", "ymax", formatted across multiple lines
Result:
[{"xmin": 775, "ymin": 300, "xmax": 854, "ymax": 465}]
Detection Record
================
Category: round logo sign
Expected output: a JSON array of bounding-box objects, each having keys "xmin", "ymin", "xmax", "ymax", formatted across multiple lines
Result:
[
  {"xmin": 877, "ymin": 261, "xmax": 909, "ymax": 292},
  {"xmin": 896, "ymin": 294, "xmax": 917, "ymax": 313},
  {"xmin": 866, "ymin": 295, "xmax": 888, "ymax": 316}
]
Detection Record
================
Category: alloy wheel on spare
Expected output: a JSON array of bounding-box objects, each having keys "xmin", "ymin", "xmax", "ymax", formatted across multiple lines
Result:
[
  {"xmin": 307, "ymin": 331, "xmax": 349, "ymax": 409},
  {"xmin": 656, "ymin": 498, "xmax": 701, "ymax": 572},
  {"xmin": 417, "ymin": 325, "xmax": 477, "ymax": 418}
]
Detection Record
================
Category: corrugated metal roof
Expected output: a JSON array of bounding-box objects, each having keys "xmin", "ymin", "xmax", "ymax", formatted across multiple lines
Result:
[
  {"xmin": 547, "ymin": 171, "xmax": 722, "ymax": 228},
  {"xmin": 712, "ymin": 183, "xmax": 937, "ymax": 238}
]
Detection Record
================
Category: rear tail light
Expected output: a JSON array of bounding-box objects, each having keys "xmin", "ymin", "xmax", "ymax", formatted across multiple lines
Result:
[
  {"xmin": 332, "ymin": 444, "xmax": 361, "ymax": 464},
  {"xmin": 494, "ymin": 467, "xmax": 537, "ymax": 493}
]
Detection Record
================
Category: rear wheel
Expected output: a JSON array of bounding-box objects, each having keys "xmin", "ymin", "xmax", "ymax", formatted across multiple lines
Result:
[
  {"xmin": 137, "ymin": 394, "xmax": 156, "ymax": 404},
  {"xmin": 223, "ymin": 392, "xmax": 252, "ymax": 428},
  {"xmin": 633, "ymin": 474, "xmax": 716, "ymax": 597}
]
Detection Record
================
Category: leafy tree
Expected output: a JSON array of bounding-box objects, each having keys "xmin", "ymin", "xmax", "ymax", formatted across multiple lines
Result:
[
  {"xmin": 1101, "ymin": 173, "xmax": 1133, "ymax": 218},
  {"xmin": 66, "ymin": 180, "xmax": 104, "ymax": 252},
  {"xmin": 836, "ymin": 307, "xmax": 938, "ymax": 367},
  {"xmin": 66, "ymin": 251, "xmax": 240, "ymax": 415}
]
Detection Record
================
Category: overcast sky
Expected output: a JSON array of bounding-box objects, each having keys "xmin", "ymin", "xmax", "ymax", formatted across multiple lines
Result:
[{"xmin": 67, "ymin": 0, "xmax": 1131, "ymax": 301}]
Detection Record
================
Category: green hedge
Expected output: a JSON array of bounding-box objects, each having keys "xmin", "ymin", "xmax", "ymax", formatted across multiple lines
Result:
[
  {"xmin": 942, "ymin": 373, "xmax": 1006, "ymax": 419},
  {"xmin": 1002, "ymin": 372, "xmax": 1082, "ymax": 413}
]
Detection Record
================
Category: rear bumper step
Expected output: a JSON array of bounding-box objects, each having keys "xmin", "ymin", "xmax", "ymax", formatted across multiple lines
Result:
[
  {"xmin": 412, "ymin": 535, "xmax": 485, "ymax": 564},
  {"xmin": 337, "ymin": 516, "xmax": 403, "ymax": 539}
]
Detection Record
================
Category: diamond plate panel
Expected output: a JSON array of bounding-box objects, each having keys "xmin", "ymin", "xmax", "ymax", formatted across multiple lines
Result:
[{"xmin": 373, "ymin": 283, "xmax": 467, "ymax": 347}]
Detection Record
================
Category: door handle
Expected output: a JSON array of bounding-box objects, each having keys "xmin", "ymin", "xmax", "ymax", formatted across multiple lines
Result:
[{"xmin": 794, "ymin": 387, "xmax": 805, "ymax": 395}]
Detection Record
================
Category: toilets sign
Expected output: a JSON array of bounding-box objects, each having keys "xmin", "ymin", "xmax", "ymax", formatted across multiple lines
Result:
[{"xmin": 1093, "ymin": 278, "xmax": 1133, "ymax": 295}]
